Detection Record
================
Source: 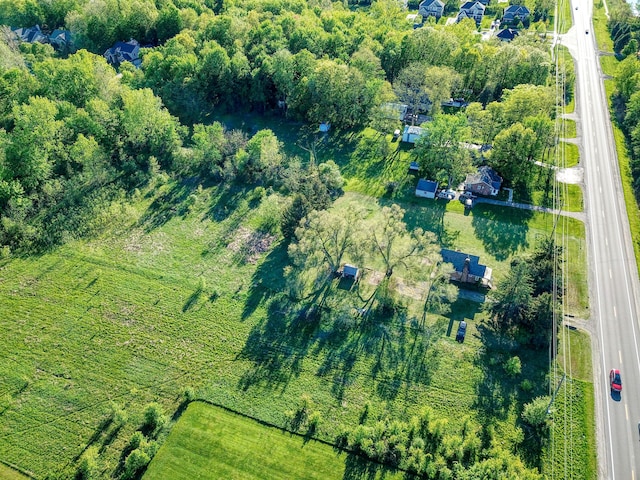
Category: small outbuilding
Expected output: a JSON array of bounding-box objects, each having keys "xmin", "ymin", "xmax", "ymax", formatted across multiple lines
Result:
[
  {"xmin": 319, "ymin": 122, "xmax": 331, "ymax": 133},
  {"xmin": 409, "ymin": 161, "xmax": 420, "ymax": 173},
  {"xmin": 415, "ymin": 179, "xmax": 438, "ymax": 199},
  {"xmin": 402, "ymin": 125, "xmax": 423, "ymax": 144},
  {"xmin": 341, "ymin": 264, "xmax": 360, "ymax": 280}
]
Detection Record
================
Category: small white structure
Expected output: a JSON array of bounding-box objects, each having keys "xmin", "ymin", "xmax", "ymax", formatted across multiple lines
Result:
[
  {"xmin": 415, "ymin": 179, "xmax": 438, "ymax": 199},
  {"xmin": 402, "ymin": 125, "xmax": 423, "ymax": 144}
]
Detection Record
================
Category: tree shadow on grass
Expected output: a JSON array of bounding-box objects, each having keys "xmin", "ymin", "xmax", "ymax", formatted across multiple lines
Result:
[
  {"xmin": 470, "ymin": 203, "xmax": 532, "ymax": 261},
  {"xmin": 398, "ymin": 200, "xmax": 452, "ymax": 245},
  {"xmin": 341, "ymin": 452, "xmax": 413, "ymax": 480},
  {"xmin": 138, "ymin": 178, "xmax": 199, "ymax": 232},
  {"xmin": 472, "ymin": 323, "xmax": 521, "ymax": 421},
  {"xmin": 237, "ymin": 296, "xmax": 323, "ymax": 391},
  {"xmin": 241, "ymin": 241, "xmax": 290, "ymax": 320},
  {"xmin": 73, "ymin": 414, "xmax": 113, "ymax": 461}
]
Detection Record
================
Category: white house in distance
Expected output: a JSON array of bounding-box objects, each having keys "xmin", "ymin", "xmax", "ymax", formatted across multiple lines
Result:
[
  {"xmin": 402, "ymin": 125, "xmax": 423, "ymax": 143},
  {"xmin": 415, "ymin": 179, "xmax": 438, "ymax": 199}
]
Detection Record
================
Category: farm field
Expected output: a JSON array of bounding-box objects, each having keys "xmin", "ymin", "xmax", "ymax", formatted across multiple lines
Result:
[
  {"xmin": 0, "ymin": 167, "xmax": 589, "ymax": 477},
  {"xmin": 143, "ymin": 401, "xmax": 405, "ymax": 480}
]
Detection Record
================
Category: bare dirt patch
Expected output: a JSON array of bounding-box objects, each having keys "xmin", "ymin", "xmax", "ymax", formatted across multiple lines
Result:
[{"xmin": 227, "ymin": 227, "xmax": 277, "ymax": 264}]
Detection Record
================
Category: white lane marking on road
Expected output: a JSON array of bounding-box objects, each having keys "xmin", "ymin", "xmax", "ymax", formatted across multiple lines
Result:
[
  {"xmin": 614, "ymin": 306, "xmax": 617, "ymax": 317},
  {"xmin": 620, "ymin": 350, "xmax": 623, "ymax": 364},
  {"xmin": 626, "ymin": 403, "xmax": 629, "ymax": 420},
  {"xmin": 610, "ymin": 269, "xmax": 612, "ymax": 279}
]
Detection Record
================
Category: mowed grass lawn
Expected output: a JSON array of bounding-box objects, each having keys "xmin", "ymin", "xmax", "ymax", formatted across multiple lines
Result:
[
  {"xmin": 144, "ymin": 401, "xmax": 404, "ymax": 480},
  {"xmin": 0, "ymin": 463, "xmax": 30, "ymax": 480}
]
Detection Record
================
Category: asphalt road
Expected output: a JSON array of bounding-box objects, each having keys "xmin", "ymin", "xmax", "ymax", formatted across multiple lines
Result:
[{"xmin": 566, "ymin": 2, "xmax": 640, "ymax": 478}]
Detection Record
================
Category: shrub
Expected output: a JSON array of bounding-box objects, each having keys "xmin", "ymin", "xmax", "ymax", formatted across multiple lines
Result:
[
  {"xmin": 520, "ymin": 379, "xmax": 534, "ymax": 392},
  {"xmin": 504, "ymin": 356, "xmax": 522, "ymax": 376},
  {"xmin": 76, "ymin": 446, "xmax": 99, "ymax": 480},
  {"xmin": 127, "ymin": 431, "xmax": 144, "ymax": 454},
  {"xmin": 122, "ymin": 448, "xmax": 150, "ymax": 480},
  {"xmin": 142, "ymin": 402, "xmax": 166, "ymax": 434}
]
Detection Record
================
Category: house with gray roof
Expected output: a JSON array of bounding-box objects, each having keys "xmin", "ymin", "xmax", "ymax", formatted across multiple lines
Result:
[
  {"xmin": 441, "ymin": 249, "xmax": 493, "ymax": 288},
  {"xmin": 12, "ymin": 25, "xmax": 47, "ymax": 43},
  {"xmin": 104, "ymin": 39, "xmax": 142, "ymax": 67},
  {"xmin": 502, "ymin": 5, "xmax": 530, "ymax": 24},
  {"xmin": 457, "ymin": 1, "xmax": 485, "ymax": 24},
  {"xmin": 418, "ymin": 0, "xmax": 445, "ymax": 21},
  {"xmin": 496, "ymin": 28, "xmax": 519, "ymax": 41},
  {"xmin": 464, "ymin": 166, "xmax": 502, "ymax": 196},
  {"xmin": 415, "ymin": 179, "xmax": 438, "ymax": 198},
  {"xmin": 49, "ymin": 29, "xmax": 73, "ymax": 51}
]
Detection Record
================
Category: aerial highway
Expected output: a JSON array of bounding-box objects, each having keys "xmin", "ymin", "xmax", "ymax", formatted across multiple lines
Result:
[{"xmin": 566, "ymin": 1, "xmax": 640, "ymax": 478}]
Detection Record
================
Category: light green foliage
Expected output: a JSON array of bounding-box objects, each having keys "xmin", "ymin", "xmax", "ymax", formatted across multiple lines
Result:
[
  {"xmin": 504, "ymin": 356, "xmax": 522, "ymax": 377},
  {"xmin": 522, "ymin": 396, "xmax": 551, "ymax": 428},
  {"xmin": 414, "ymin": 113, "xmax": 473, "ymax": 187},
  {"xmin": 490, "ymin": 122, "xmax": 538, "ymax": 186},
  {"xmin": 123, "ymin": 448, "xmax": 150, "ymax": 480},
  {"xmin": 6, "ymin": 96, "xmax": 62, "ymax": 190},
  {"xmin": 120, "ymin": 88, "xmax": 184, "ymax": 168},
  {"xmin": 77, "ymin": 446, "xmax": 99, "ymax": 480}
]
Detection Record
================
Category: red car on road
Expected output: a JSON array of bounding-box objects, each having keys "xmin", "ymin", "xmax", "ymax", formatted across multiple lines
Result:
[{"xmin": 609, "ymin": 369, "xmax": 622, "ymax": 392}]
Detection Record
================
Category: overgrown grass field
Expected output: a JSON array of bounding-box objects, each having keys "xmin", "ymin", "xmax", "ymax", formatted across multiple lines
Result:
[
  {"xmin": 143, "ymin": 401, "xmax": 405, "ymax": 480},
  {"xmin": 0, "ymin": 123, "xmax": 591, "ymax": 477}
]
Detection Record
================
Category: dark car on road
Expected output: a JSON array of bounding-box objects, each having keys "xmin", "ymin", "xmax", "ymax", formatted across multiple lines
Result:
[
  {"xmin": 609, "ymin": 369, "xmax": 622, "ymax": 392},
  {"xmin": 456, "ymin": 321, "xmax": 467, "ymax": 342}
]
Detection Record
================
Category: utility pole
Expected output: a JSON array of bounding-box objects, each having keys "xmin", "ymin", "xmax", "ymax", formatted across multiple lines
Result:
[{"xmin": 547, "ymin": 373, "xmax": 566, "ymax": 414}]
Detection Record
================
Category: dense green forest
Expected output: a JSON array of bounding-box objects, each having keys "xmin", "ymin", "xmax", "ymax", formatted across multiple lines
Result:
[
  {"xmin": 0, "ymin": 0, "xmax": 569, "ymax": 253},
  {"xmin": 0, "ymin": 0, "xmax": 585, "ymax": 479}
]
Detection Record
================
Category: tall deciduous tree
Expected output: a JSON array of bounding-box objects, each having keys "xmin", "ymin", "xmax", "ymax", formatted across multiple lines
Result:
[
  {"xmin": 369, "ymin": 204, "xmax": 438, "ymax": 279},
  {"xmin": 289, "ymin": 206, "xmax": 365, "ymax": 279},
  {"xmin": 489, "ymin": 122, "xmax": 538, "ymax": 186},
  {"xmin": 487, "ymin": 259, "xmax": 533, "ymax": 330},
  {"xmin": 6, "ymin": 96, "xmax": 62, "ymax": 191},
  {"xmin": 414, "ymin": 113, "xmax": 473, "ymax": 188},
  {"xmin": 120, "ymin": 87, "xmax": 184, "ymax": 169}
]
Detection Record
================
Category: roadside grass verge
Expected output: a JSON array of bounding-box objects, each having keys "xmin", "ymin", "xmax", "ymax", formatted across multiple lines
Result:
[
  {"xmin": 544, "ymin": 327, "xmax": 596, "ymax": 480},
  {"xmin": 543, "ymin": 330, "xmax": 597, "ymax": 480},
  {"xmin": 612, "ymin": 118, "xmax": 640, "ymax": 274},
  {"xmin": 601, "ymin": 73, "xmax": 640, "ymax": 275},
  {"xmin": 558, "ymin": 141, "xmax": 580, "ymax": 168},
  {"xmin": 563, "ymin": 184, "xmax": 584, "ymax": 213},
  {"xmin": 143, "ymin": 401, "xmax": 405, "ymax": 480},
  {"xmin": 555, "ymin": 0, "xmax": 573, "ymax": 34},
  {"xmin": 562, "ymin": 118, "xmax": 577, "ymax": 139},
  {"xmin": 599, "ymin": 55, "xmax": 618, "ymax": 77},
  {"xmin": 556, "ymin": 327, "xmax": 593, "ymax": 382},
  {"xmin": 593, "ymin": 1, "xmax": 614, "ymax": 53},
  {"xmin": 543, "ymin": 379, "xmax": 596, "ymax": 479}
]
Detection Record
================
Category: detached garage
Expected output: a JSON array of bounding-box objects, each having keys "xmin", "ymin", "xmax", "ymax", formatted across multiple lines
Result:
[{"xmin": 415, "ymin": 179, "xmax": 438, "ymax": 199}]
